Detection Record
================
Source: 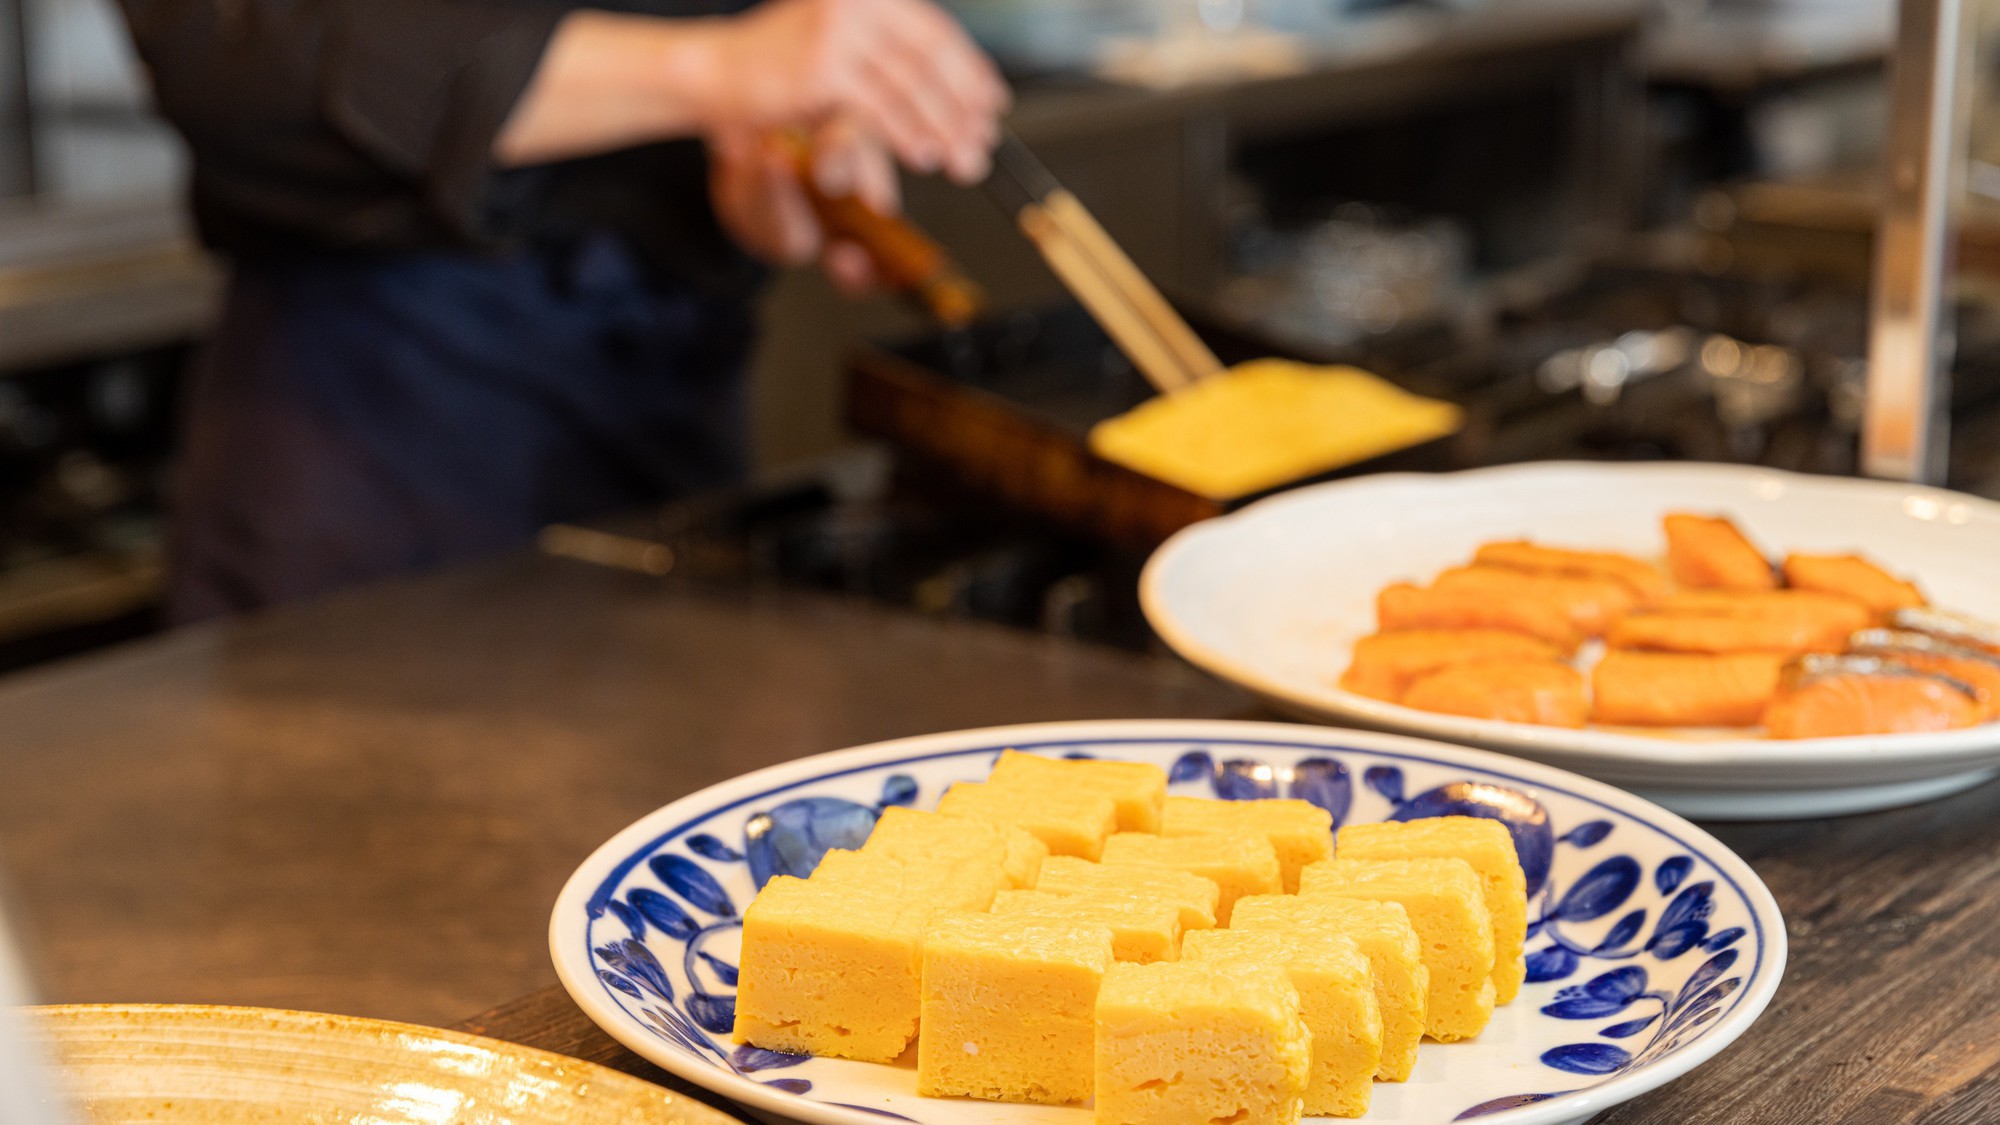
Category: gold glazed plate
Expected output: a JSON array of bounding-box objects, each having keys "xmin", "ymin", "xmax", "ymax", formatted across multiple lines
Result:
[{"xmin": 33, "ymin": 1003, "xmax": 746, "ymax": 1124}]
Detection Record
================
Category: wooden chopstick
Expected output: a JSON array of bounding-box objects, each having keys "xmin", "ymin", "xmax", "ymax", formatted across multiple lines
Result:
[
  {"xmin": 1038, "ymin": 190, "xmax": 1225, "ymax": 388},
  {"xmin": 989, "ymin": 132, "xmax": 1223, "ymax": 395},
  {"xmin": 1018, "ymin": 202, "xmax": 1197, "ymax": 394}
]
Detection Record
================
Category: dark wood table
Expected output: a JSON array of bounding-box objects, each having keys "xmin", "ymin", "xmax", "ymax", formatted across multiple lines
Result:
[
  {"xmin": 4, "ymin": 549, "xmax": 1998, "ymax": 1122},
  {"xmin": 0, "ymin": 552, "xmax": 1241, "ymax": 1026}
]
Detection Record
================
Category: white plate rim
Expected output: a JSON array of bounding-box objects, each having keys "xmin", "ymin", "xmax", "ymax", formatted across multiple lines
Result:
[
  {"xmin": 550, "ymin": 718, "xmax": 1789, "ymax": 1125},
  {"xmin": 1140, "ymin": 461, "xmax": 2000, "ymax": 769}
]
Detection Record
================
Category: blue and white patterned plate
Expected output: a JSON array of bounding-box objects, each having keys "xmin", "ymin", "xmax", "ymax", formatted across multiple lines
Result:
[{"xmin": 550, "ymin": 720, "xmax": 1786, "ymax": 1125}]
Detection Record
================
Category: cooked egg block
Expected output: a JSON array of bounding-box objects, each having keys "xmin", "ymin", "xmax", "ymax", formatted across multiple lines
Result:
[
  {"xmin": 806, "ymin": 848, "xmax": 1004, "ymax": 914},
  {"xmin": 991, "ymin": 889, "xmax": 1183, "ymax": 964},
  {"xmin": 1095, "ymin": 960, "xmax": 1312, "ymax": 1125},
  {"xmin": 1301, "ymin": 857, "xmax": 1495, "ymax": 1042},
  {"xmin": 1086, "ymin": 359, "xmax": 1462, "ymax": 502},
  {"xmin": 1182, "ymin": 929, "xmax": 1383, "ymax": 1118},
  {"xmin": 1231, "ymin": 894, "xmax": 1428, "ymax": 1081},
  {"xmin": 1034, "ymin": 855, "xmax": 1220, "ymax": 931},
  {"xmin": 937, "ymin": 781, "xmax": 1118, "ymax": 860},
  {"xmin": 1098, "ymin": 832, "xmax": 1282, "ymax": 925},
  {"xmin": 988, "ymin": 749, "xmax": 1169, "ymax": 833},
  {"xmin": 1004, "ymin": 832, "xmax": 1051, "ymax": 890},
  {"xmin": 1336, "ymin": 817, "xmax": 1528, "ymax": 1005},
  {"xmin": 861, "ymin": 806, "xmax": 1049, "ymax": 889},
  {"xmin": 732, "ymin": 875, "xmax": 928, "ymax": 1062},
  {"xmin": 917, "ymin": 912, "xmax": 1115, "ymax": 1104},
  {"xmin": 1159, "ymin": 796, "xmax": 1332, "ymax": 893}
]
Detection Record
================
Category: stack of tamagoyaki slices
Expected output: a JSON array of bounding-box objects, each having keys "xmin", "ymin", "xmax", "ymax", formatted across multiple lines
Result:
[
  {"xmin": 1342, "ymin": 510, "xmax": 1999, "ymax": 737},
  {"xmin": 731, "ymin": 750, "xmax": 1534, "ymax": 1122}
]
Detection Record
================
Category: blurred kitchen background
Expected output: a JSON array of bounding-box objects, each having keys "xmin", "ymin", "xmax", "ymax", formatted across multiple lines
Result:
[{"xmin": 1, "ymin": 0, "xmax": 1996, "ymax": 666}]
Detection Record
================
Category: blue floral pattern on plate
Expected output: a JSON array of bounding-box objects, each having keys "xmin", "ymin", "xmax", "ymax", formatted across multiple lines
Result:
[{"xmin": 555, "ymin": 724, "xmax": 1783, "ymax": 1125}]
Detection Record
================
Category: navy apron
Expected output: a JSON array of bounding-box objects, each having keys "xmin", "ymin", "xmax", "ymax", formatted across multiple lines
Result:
[{"xmin": 168, "ymin": 233, "xmax": 751, "ymax": 621}]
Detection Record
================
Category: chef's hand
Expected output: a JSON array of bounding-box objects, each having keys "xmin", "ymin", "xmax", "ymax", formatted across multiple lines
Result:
[
  {"xmin": 496, "ymin": 1, "xmax": 1007, "ymax": 183},
  {"xmin": 708, "ymin": 119, "xmax": 898, "ymax": 296},
  {"xmin": 700, "ymin": 0, "xmax": 1008, "ymax": 184}
]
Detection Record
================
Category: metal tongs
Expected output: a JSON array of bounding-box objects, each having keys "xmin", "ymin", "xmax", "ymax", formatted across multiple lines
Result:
[{"xmin": 982, "ymin": 132, "xmax": 1225, "ymax": 395}]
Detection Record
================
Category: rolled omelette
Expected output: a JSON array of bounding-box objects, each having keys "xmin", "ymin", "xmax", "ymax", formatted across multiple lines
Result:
[{"xmin": 1088, "ymin": 359, "xmax": 1462, "ymax": 501}]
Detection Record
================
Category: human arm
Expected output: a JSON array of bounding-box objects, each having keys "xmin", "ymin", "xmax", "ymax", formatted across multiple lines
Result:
[
  {"xmin": 118, "ymin": 0, "xmax": 1004, "ymax": 251},
  {"xmin": 500, "ymin": 0, "xmax": 1005, "ymax": 295},
  {"xmin": 706, "ymin": 116, "xmax": 899, "ymax": 293},
  {"xmin": 495, "ymin": 0, "xmax": 1008, "ymax": 185}
]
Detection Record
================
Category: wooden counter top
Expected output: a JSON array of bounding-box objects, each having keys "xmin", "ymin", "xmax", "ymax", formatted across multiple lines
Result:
[
  {"xmin": 3, "ymin": 548, "xmax": 1998, "ymax": 1121},
  {"xmin": 0, "ymin": 553, "xmax": 1242, "ymax": 1027}
]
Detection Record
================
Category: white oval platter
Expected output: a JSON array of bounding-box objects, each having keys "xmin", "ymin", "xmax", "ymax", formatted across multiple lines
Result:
[{"xmin": 1142, "ymin": 462, "xmax": 2000, "ymax": 819}]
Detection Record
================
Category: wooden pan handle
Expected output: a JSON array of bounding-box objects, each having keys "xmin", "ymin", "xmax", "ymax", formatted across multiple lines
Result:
[{"xmin": 787, "ymin": 139, "xmax": 984, "ymax": 328}]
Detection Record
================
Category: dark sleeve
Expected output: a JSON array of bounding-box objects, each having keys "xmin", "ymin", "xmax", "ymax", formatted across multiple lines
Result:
[{"xmin": 118, "ymin": 0, "xmax": 568, "ymax": 251}]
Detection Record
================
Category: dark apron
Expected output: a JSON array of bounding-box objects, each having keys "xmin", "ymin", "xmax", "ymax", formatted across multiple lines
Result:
[{"xmin": 168, "ymin": 233, "xmax": 751, "ymax": 621}]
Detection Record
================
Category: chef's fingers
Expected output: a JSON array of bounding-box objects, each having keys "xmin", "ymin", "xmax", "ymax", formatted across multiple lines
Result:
[
  {"xmin": 851, "ymin": 134, "xmax": 900, "ymax": 215},
  {"xmin": 874, "ymin": 0, "xmax": 1008, "ymax": 114},
  {"xmin": 756, "ymin": 136, "xmax": 825, "ymax": 265},
  {"xmin": 822, "ymin": 240, "xmax": 878, "ymax": 296},
  {"xmin": 707, "ymin": 126, "xmax": 758, "ymax": 170},
  {"xmin": 873, "ymin": 0, "xmax": 1009, "ymax": 165},
  {"xmin": 857, "ymin": 53, "xmax": 968, "ymax": 177},
  {"xmin": 840, "ymin": 66, "xmax": 943, "ymax": 175},
  {"xmin": 809, "ymin": 116, "xmax": 900, "ymax": 215},
  {"xmin": 709, "ymin": 129, "xmax": 819, "ymax": 266},
  {"xmin": 856, "ymin": 31, "xmax": 993, "ymax": 184}
]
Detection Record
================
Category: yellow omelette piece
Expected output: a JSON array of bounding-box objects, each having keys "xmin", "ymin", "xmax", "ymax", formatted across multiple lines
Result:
[
  {"xmin": 917, "ymin": 912, "xmax": 1114, "ymax": 1104},
  {"xmin": 1088, "ymin": 359, "xmax": 1463, "ymax": 501}
]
